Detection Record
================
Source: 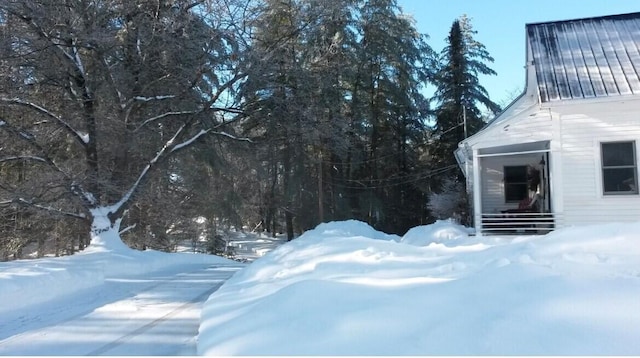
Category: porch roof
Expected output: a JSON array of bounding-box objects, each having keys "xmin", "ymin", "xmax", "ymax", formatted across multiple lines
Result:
[
  {"xmin": 477, "ymin": 140, "xmax": 550, "ymax": 157},
  {"xmin": 454, "ymin": 140, "xmax": 549, "ymax": 177}
]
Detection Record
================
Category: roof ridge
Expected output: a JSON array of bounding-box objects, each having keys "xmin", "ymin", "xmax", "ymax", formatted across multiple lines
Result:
[{"xmin": 526, "ymin": 11, "xmax": 640, "ymax": 27}]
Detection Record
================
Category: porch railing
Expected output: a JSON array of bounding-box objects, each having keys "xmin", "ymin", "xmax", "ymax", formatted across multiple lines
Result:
[{"xmin": 480, "ymin": 212, "xmax": 561, "ymax": 235}]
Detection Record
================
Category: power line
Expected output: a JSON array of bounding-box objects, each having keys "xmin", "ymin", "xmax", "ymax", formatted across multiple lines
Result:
[
  {"xmin": 327, "ymin": 164, "xmax": 458, "ymax": 190},
  {"xmin": 319, "ymin": 122, "xmax": 464, "ymax": 166},
  {"xmin": 330, "ymin": 163, "xmax": 452, "ymax": 184}
]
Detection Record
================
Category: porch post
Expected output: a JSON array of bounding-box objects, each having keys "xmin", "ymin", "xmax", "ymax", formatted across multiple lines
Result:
[
  {"xmin": 549, "ymin": 110, "xmax": 563, "ymax": 227},
  {"xmin": 472, "ymin": 149, "xmax": 482, "ymax": 236}
]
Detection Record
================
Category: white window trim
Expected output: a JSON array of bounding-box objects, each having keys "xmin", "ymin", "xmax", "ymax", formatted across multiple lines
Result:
[{"xmin": 596, "ymin": 139, "xmax": 639, "ymax": 197}]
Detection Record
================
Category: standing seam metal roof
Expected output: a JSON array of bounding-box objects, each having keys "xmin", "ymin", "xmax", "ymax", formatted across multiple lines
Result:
[{"xmin": 527, "ymin": 12, "xmax": 640, "ymax": 102}]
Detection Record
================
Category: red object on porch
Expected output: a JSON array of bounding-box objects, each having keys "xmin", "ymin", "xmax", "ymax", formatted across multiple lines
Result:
[
  {"xmin": 502, "ymin": 194, "xmax": 540, "ymax": 214},
  {"xmin": 518, "ymin": 197, "xmax": 532, "ymax": 210}
]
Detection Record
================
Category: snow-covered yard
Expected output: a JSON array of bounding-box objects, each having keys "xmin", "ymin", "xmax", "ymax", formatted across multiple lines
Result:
[
  {"xmin": 198, "ymin": 220, "xmax": 640, "ymax": 355},
  {"xmin": 2, "ymin": 220, "xmax": 640, "ymax": 355}
]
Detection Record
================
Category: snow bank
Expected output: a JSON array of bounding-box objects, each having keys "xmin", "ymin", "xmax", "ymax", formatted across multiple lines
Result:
[
  {"xmin": 401, "ymin": 219, "xmax": 473, "ymax": 246},
  {"xmin": 3, "ymin": 219, "xmax": 640, "ymax": 355},
  {"xmin": 306, "ymin": 219, "xmax": 401, "ymax": 242},
  {"xmin": 198, "ymin": 220, "xmax": 640, "ymax": 355}
]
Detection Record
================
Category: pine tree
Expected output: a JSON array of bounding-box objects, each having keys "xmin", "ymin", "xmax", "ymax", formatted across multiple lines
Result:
[
  {"xmin": 240, "ymin": 0, "xmax": 434, "ymax": 236},
  {"xmin": 344, "ymin": 0, "xmax": 433, "ymax": 233},
  {"xmin": 298, "ymin": 0, "xmax": 359, "ymax": 226},
  {"xmin": 428, "ymin": 15, "xmax": 500, "ymax": 223},
  {"xmin": 431, "ymin": 15, "xmax": 500, "ymax": 176},
  {"xmin": 240, "ymin": 0, "xmax": 308, "ymax": 240}
]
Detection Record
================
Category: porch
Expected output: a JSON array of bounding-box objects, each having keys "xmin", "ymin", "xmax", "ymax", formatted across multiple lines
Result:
[
  {"xmin": 466, "ymin": 140, "xmax": 560, "ymax": 235},
  {"xmin": 480, "ymin": 212, "xmax": 561, "ymax": 235}
]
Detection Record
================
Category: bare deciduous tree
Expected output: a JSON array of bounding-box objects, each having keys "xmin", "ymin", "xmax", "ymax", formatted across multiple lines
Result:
[{"xmin": 0, "ymin": 0, "xmax": 250, "ymax": 256}]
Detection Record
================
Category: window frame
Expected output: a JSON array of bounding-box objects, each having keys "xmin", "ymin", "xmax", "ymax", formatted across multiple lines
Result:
[
  {"xmin": 503, "ymin": 165, "xmax": 529, "ymax": 203},
  {"xmin": 601, "ymin": 141, "xmax": 639, "ymax": 196}
]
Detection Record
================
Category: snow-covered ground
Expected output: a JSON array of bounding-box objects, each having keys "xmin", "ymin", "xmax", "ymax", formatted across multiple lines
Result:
[
  {"xmin": 2, "ymin": 220, "xmax": 640, "ymax": 355},
  {"xmin": 0, "ymin": 233, "xmax": 247, "ymax": 355},
  {"xmin": 225, "ymin": 230, "xmax": 289, "ymax": 262},
  {"xmin": 198, "ymin": 220, "xmax": 640, "ymax": 355}
]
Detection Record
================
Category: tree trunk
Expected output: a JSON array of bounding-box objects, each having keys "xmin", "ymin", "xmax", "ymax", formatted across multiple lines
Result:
[
  {"xmin": 37, "ymin": 236, "xmax": 45, "ymax": 258},
  {"xmin": 267, "ymin": 154, "xmax": 278, "ymax": 237},
  {"xmin": 88, "ymin": 207, "xmax": 130, "ymax": 252},
  {"xmin": 285, "ymin": 210, "xmax": 294, "ymax": 241},
  {"xmin": 283, "ymin": 143, "xmax": 294, "ymax": 241},
  {"xmin": 317, "ymin": 151, "xmax": 324, "ymax": 223}
]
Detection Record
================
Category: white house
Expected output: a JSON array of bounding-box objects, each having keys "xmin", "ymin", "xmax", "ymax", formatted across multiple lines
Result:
[{"xmin": 455, "ymin": 12, "xmax": 640, "ymax": 235}]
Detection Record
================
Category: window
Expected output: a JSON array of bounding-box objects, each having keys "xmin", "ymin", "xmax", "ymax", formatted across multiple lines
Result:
[
  {"xmin": 504, "ymin": 166, "xmax": 528, "ymax": 202},
  {"xmin": 601, "ymin": 141, "xmax": 638, "ymax": 195}
]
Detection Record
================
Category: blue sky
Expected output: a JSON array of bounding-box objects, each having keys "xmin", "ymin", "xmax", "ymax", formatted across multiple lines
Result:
[{"xmin": 397, "ymin": 0, "xmax": 639, "ymax": 106}]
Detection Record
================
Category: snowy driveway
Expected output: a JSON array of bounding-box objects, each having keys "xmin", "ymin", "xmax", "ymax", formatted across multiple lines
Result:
[{"xmin": 0, "ymin": 264, "xmax": 243, "ymax": 355}]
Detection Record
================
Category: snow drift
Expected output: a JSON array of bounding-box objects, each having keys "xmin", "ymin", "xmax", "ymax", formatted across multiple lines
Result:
[{"xmin": 198, "ymin": 220, "xmax": 640, "ymax": 355}]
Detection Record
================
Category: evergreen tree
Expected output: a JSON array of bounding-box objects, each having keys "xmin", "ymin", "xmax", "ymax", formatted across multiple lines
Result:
[
  {"xmin": 241, "ymin": 0, "xmax": 434, "ymax": 236},
  {"xmin": 346, "ymin": 0, "xmax": 433, "ymax": 233},
  {"xmin": 429, "ymin": 15, "xmax": 500, "ymax": 223},
  {"xmin": 432, "ymin": 15, "xmax": 500, "ymax": 171},
  {"xmin": 240, "ymin": 0, "xmax": 309, "ymax": 240},
  {"xmin": 299, "ymin": 0, "xmax": 358, "ymax": 226}
]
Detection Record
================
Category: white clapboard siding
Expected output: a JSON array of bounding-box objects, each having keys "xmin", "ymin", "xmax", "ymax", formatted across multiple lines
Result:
[
  {"xmin": 554, "ymin": 99, "xmax": 640, "ymax": 226},
  {"xmin": 472, "ymin": 112, "xmax": 553, "ymax": 150}
]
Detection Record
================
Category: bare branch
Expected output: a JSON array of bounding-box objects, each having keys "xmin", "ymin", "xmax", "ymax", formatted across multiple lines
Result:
[
  {"xmin": 5, "ymin": 8, "xmax": 93, "ymax": 98},
  {"xmin": 210, "ymin": 106, "xmax": 245, "ymax": 115},
  {"xmin": 1, "ymin": 198, "xmax": 86, "ymax": 220},
  {"xmin": 100, "ymin": 56, "xmax": 127, "ymax": 109},
  {"xmin": 207, "ymin": 71, "xmax": 247, "ymax": 107}
]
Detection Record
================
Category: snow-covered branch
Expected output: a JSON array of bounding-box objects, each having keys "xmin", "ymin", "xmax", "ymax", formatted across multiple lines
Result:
[
  {"xmin": 70, "ymin": 182, "xmax": 98, "ymax": 207},
  {"xmin": 3, "ymin": 197, "xmax": 86, "ymax": 220},
  {"xmin": 70, "ymin": 39, "xmax": 87, "ymax": 85},
  {"xmin": 133, "ymin": 95, "xmax": 176, "ymax": 102},
  {"xmin": 134, "ymin": 111, "xmax": 198, "ymax": 132},
  {"xmin": 0, "ymin": 116, "xmax": 70, "ymax": 178},
  {"xmin": 1, "ymin": 98, "xmax": 90, "ymax": 145},
  {"xmin": 170, "ymin": 129, "xmax": 210, "ymax": 153},
  {"xmin": 210, "ymin": 131, "xmax": 253, "ymax": 143},
  {"xmin": 13, "ymin": 12, "xmax": 91, "ymax": 97},
  {"xmin": 108, "ymin": 123, "xmax": 189, "ymax": 219},
  {"xmin": 119, "ymin": 223, "xmax": 137, "ymax": 235},
  {"xmin": 132, "ymin": 91, "xmax": 244, "ymax": 133},
  {"xmin": 0, "ymin": 156, "xmax": 47, "ymax": 163},
  {"xmin": 101, "ymin": 57, "xmax": 127, "ymax": 108}
]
